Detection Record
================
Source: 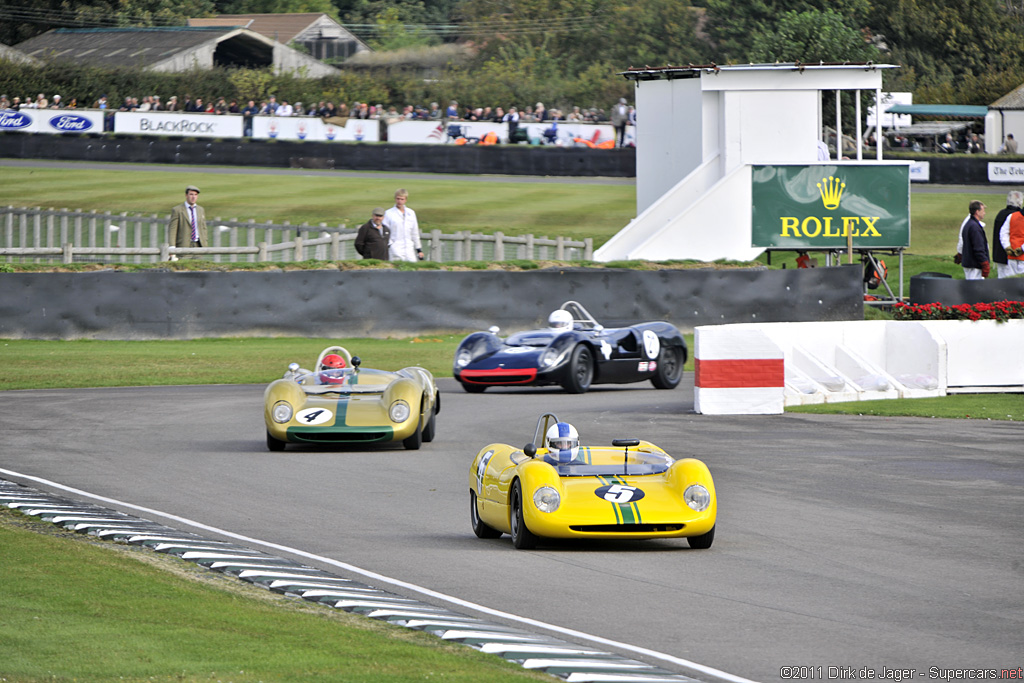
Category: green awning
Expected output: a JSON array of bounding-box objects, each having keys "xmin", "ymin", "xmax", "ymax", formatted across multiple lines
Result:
[{"xmin": 885, "ymin": 104, "xmax": 987, "ymax": 118}]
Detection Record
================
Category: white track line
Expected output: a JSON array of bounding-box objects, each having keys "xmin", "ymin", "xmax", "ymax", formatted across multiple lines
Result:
[{"xmin": 0, "ymin": 468, "xmax": 755, "ymax": 683}]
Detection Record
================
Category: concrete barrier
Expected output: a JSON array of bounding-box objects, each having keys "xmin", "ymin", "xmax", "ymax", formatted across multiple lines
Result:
[{"xmin": 693, "ymin": 320, "xmax": 1023, "ymax": 414}]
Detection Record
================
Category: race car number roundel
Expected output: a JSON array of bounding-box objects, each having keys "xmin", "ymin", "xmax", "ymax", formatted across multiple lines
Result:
[
  {"xmin": 642, "ymin": 330, "xmax": 660, "ymax": 359},
  {"xmin": 296, "ymin": 407, "xmax": 333, "ymax": 425},
  {"xmin": 595, "ymin": 484, "xmax": 646, "ymax": 504}
]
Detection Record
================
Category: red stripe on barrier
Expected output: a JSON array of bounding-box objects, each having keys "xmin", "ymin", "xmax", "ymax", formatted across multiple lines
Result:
[{"xmin": 695, "ymin": 358, "xmax": 784, "ymax": 388}]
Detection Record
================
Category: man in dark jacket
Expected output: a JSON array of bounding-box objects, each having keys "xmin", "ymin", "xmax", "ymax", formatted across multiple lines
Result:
[
  {"xmin": 960, "ymin": 200, "xmax": 990, "ymax": 279},
  {"xmin": 354, "ymin": 207, "xmax": 391, "ymax": 260},
  {"xmin": 991, "ymin": 190, "xmax": 1022, "ymax": 279}
]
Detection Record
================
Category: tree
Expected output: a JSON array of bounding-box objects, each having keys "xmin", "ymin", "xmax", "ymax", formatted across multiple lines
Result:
[{"xmin": 749, "ymin": 9, "xmax": 880, "ymax": 64}]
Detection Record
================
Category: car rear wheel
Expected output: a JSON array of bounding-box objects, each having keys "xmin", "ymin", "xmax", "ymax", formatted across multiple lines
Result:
[
  {"xmin": 687, "ymin": 524, "xmax": 715, "ymax": 549},
  {"xmin": 461, "ymin": 381, "xmax": 487, "ymax": 393},
  {"xmin": 651, "ymin": 345, "xmax": 684, "ymax": 390},
  {"xmin": 510, "ymin": 480, "xmax": 538, "ymax": 549},
  {"xmin": 403, "ymin": 416, "xmax": 423, "ymax": 450},
  {"xmin": 561, "ymin": 344, "xmax": 593, "ymax": 394},
  {"xmin": 266, "ymin": 431, "xmax": 286, "ymax": 452},
  {"xmin": 470, "ymin": 490, "xmax": 502, "ymax": 539}
]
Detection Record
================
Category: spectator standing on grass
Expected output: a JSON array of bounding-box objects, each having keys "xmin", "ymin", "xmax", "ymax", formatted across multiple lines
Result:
[
  {"xmin": 999, "ymin": 197, "xmax": 1024, "ymax": 276},
  {"xmin": 611, "ymin": 97, "xmax": 629, "ymax": 148},
  {"xmin": 959, "ymin": 200, "xmax": 990, "ymax": 279},
  {"xmin": 168, "ymin": 185, "xmax": 208, "ymax": 259},
  {"xmin": 999, "ymin": 134, "xmax": 1017, "ymax": 155},
  {"xmin": 991, "ymin": 191, "xmax": 1022, "ymax": 279},
  {"xmin": 354, "ymin": 207, "xmax": 391, "ymax": 261},
  {"xmin": 383, "ymin": 188, "xmax": 424, "ymax": 262}
]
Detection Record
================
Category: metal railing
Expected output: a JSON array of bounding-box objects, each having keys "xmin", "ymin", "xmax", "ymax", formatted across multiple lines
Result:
[{"xmin": 0, "ymin": 206, "xmax": 593, "ymax": 265}]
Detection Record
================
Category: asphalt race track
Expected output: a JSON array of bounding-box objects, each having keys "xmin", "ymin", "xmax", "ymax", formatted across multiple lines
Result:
[{"xmin": 2, "ymin": 377, "xmax": 1022, "ymax": 682}]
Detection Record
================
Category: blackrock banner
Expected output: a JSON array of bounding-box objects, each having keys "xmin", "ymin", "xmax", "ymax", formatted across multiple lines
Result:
[
  {"xmin": 0, "ymin": 108, "xmax": 105, "ymax": 134},
  {"xmin": 751, "ymin": 164, "xmax": 911, "ymax": 250},
  {"xmin": 115, "ymin": 111, "xmax": 243, "ymax": 138}
]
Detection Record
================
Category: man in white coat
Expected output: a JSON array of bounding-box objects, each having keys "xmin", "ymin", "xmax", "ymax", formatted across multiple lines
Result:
[{"xmin": 383, "ymin": 188, "xmax": 424, "ymax": 262}]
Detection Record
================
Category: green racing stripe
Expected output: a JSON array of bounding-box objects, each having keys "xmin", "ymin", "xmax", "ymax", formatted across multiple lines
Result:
[{"xmin": 597, "ymin": 475, "xmax": 642, "ymax": 525}]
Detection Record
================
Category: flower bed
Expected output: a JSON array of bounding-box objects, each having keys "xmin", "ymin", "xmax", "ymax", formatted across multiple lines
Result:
[{"xmin": 893, "ymin": 300, "xmax": 1024, "ymax": 322}]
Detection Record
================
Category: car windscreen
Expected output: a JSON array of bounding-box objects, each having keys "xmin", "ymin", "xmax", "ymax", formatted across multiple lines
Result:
[
  {"xmin": 505, "ymin": 331, "xmax": 558, "ymax": 347},
  {"xmin": 542, "ymin": 448, "xmax": 673, "ymax": 477}
]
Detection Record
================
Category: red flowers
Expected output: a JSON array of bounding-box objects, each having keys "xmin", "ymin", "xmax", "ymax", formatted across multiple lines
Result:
[{"xmin": 892, "ymin": 300, "xmax": 1024, "ymax": 322}]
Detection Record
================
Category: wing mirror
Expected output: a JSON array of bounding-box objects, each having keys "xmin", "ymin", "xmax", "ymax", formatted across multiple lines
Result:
[
  {"xmin": 489, "ymin": 325, "xmax": 500, "ymax": 335},
  {"xmin": 351, "ymin": 356, "xmax": 361, "ymax": 368},
  {"xmin": 523, "ymin": 443, "xmax": 537, "ymax": 458}
]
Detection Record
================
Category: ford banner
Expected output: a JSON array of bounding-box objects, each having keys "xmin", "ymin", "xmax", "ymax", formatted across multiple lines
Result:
[{"xmin": 1, "ymin": 109, "xmax": 104, "ymax": 134}]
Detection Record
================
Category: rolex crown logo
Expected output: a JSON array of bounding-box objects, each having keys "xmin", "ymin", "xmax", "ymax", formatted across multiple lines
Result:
[{"xmin": 817, "ymin": 176, "xmax": 845, "ymax": 210}]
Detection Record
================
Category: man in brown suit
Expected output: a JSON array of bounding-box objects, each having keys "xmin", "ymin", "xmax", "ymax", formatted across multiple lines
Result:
[{"xmin": 168, "ymin": 185, "xmax": 207, "ymax": 259}]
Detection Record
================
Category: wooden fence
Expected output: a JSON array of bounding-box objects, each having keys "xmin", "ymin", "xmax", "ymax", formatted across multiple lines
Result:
[{"xmin": 0, "ymin": 206, "xmax": 593, "ymax": 265}]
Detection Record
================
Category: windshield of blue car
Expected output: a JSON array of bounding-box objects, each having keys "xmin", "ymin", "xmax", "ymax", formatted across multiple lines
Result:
[
  {"xmin": 505, "ymin": 331, "xmax": 560, "ymax": 347},
  {"xmin": 540, "ymin": 447, "xmax": 673, "ymax": 476}
]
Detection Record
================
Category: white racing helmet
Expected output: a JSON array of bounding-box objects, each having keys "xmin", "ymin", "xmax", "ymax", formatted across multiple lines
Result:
[
  {"xmin": 546, "ymin": 422, "xmax": 580, "ymax": 463},
  {"xmin": 548, "ymin": 309, "xmax": 573, "ymax": 331}
]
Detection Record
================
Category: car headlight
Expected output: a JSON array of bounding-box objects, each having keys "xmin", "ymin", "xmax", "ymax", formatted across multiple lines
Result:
[
  {"xmin": 540, "ymin": 347, "xmax": 560, "ymax": 368},
  {"xmin": 684, "ymin": 484, "xmax": 711, "ymax": 512},
  {"xmin": 389, "ymin": 399, "xmax": 411, "ymax": 423},
  {"xmin": 272, "ymin": 401, "xmax": 293, "ymax": 424},
  {"xmin": 533, "ymin": 486, "xmax": 560, "ymax": 513},
  {"xmin": 455, "ymin": 347, "xmax": 473, "ymax": 368}
]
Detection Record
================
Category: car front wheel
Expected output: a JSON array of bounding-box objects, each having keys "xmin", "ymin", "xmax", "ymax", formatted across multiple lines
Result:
[
  {"xmin": 687, "ymin": 524, "xmax": 715, "ymax": 549},
  {"xmin": 403, "ymin": 415, "xmax": 423, "ymax": 450},
  {"xmin": 471, "ymin": 490, "xmax": 502, "ymax": 539},
  {"xmin": 561, "ymin": 345, "xmax": 593, "ymax": 394},
  {"xmin": 509, "ymin": 480, "xmax": 538, "ymax": 549},
  {"xmin": 266, "ymin": 431, "xmax": 286, "ymax": 452}
]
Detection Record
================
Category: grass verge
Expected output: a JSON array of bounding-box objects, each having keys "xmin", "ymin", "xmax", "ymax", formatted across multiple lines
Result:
[
  {"xmin": 0, "ymin": 507, "xmax": 551, "ymax": 682},
  {"xmin": 786, "ymin": 394, "xmax": 1023, "ymax": 420}
]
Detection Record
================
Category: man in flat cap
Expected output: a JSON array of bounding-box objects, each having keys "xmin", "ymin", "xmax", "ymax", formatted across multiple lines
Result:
[
  {"xmin": 354, "ymin": 206, "xmax": 391, "ymax": 260},
  {"xmin": 168, "ymin": 185, "xmax": 207, "ymax": 259}
]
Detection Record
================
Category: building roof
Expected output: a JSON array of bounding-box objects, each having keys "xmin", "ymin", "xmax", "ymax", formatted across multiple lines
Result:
[
  {"xmin": 990, "ymin": 83, "xmax": 1024, "ymax": 110},
  {"xmin": 0, "ymin": 41, "xmax": 41, "ymax": 66},
  {"xmin": 14, "ymin": 27, "xmax": 239, "ymax": 68},
  {"xmin": 188, "ymin": 13, "xmax": 356, "ymax": 45},
  {"xmin": 885, "ymin": 104, "xmax": 987, "ymax": 118},
  {"xmin": 620, "ymin": 62, "xmax": 899, "ymax": 80}
]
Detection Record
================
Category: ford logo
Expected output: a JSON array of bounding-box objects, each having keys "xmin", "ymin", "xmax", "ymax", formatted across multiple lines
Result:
[
  {"xmin": 49, "ymin": 114, "xmax": 92, "ymax": 132},
  {"xmin": 0, "ymin": 110, "xmax": 32, "ymax": 130}
]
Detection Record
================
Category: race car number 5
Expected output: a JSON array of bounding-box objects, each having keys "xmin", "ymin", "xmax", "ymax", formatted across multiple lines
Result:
[{"xmin": 595, "ymin": 484, "xmax": 646, "ymax": 503}]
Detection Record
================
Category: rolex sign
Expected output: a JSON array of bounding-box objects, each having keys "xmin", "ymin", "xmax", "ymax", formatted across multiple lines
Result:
[{"xmin": 751, "ymin": 164, "xmax": 910, "ymax": 249}]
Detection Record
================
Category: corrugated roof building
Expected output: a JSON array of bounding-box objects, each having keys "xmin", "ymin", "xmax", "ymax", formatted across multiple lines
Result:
[
  {"xmin": 188, "ymin": 13, "xmax": 368, "ymax": 62},
  {"xmin": 14, "ymin": 26, "xmax": 339, "ymax": 77}
]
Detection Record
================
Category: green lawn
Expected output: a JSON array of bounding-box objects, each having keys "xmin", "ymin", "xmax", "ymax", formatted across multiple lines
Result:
[
  {"xmin": 0, "ymin": 166, "xmax": 635, "ymax": 244},
  {"xmin": 0, "ymin": 508, "xmax": 552, "ymax": 683},
  {"xmin": 0, "ymin": 165, "xmax": 1007, "ymax": 253}
]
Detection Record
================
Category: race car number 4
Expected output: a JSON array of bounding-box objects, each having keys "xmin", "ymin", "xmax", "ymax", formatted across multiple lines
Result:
[
  {"xmin": 595, "ymin": 484, "xmax": 645, "ymax": 503},
  {"xmin": 296, "ymin": 407, "xmax": 333, "ymax": 425}
]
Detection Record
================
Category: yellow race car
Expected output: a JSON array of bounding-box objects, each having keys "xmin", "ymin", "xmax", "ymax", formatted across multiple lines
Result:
[
  {"xmin": 468, "ymin": 413, "xmax": 716, "ymax": 549},
  {"xmin": 264, "ymin": 346, "xmax": 439, "ymax": 451}
]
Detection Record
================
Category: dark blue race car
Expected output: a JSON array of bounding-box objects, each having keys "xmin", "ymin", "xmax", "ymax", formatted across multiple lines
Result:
[{"xmin": 453, "ymin": 301, "xmax": 687, "ymax": 394}]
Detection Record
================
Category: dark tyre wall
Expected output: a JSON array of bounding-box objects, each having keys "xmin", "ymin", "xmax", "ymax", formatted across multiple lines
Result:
[
  {"xmin": 0, "ymin": 133, "xmax": 635, "ymax": 178},
  {"xmin": 0, "ymin": 266, "xmax": 863, "ymax": 340},
  {"xmin": 910, "ymin": 273, "xmax": 1024, "ymax": 305}
]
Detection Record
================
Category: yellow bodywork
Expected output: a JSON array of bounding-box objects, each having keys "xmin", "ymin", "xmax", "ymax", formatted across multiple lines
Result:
[
  {"xmin": 469, "ymin": 441, "xmax": 716, "ymax": 541},
  {"xmin": 264, "ymin": 365, "xmax": 435, "ymax": 446}
]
